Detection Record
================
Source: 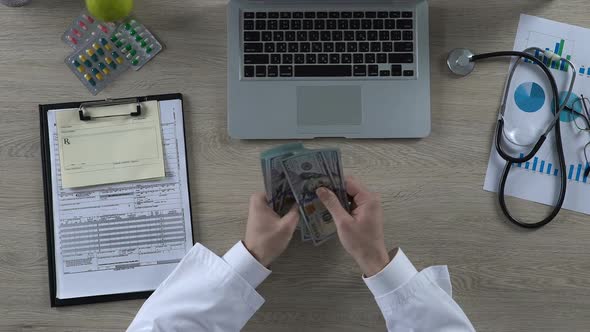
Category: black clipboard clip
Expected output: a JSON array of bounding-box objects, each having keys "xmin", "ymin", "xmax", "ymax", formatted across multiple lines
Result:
[{"xmin": 78, "ymin": 97, "xmax": 142, "ymax": 121}]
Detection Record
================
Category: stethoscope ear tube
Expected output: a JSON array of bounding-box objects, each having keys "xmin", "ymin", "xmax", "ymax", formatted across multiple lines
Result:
[{"xmin": 495, "ymin": 118, "xmax": 547, "ymax": 164}]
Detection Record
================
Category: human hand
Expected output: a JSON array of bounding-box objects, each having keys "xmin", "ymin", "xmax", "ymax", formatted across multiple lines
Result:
[
  {"xmin": 244, "ymin": 193, "xmax": 299, "ymax": 267},
  {"xmin": 316, "ymin": 176, "xmax": 389, "ymax": 277}
]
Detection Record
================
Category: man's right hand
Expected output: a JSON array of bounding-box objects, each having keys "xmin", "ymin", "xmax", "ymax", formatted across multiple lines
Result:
[{"xmin": 316, "ymin": 176, "xmax": 390, "ymax": 277}]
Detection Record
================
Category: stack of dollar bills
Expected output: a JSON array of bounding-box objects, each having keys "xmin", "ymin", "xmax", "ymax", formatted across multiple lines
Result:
[{"xmin": 261, "ymin": 143, "xmax": 349, "ymax": 246}]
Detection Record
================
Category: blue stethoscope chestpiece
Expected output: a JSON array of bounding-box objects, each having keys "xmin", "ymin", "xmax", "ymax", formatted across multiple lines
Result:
[{"xmin": 447, "ymin": 48, "xmax": 476, "ymax": 76}]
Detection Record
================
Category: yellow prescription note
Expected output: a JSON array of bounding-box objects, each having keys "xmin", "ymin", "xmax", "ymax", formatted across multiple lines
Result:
[{"xmin": 56, "ymin": 101, "xmax": 165, "ymax": 188}]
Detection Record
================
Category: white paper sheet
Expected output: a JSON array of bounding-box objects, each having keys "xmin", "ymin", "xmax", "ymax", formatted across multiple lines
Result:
[
  {"xmin": 484, "ymin": 14, "xmax": 590, "ymax": 215},
  {"xmin": 48, "ymin": 99, "xmax": 194, "ymax": 299}
]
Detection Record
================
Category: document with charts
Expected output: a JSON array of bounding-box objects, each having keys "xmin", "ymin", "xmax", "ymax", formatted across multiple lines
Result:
[{"xmin": 46, "ymin": 99, "xmax": 193, "ymax": 301}]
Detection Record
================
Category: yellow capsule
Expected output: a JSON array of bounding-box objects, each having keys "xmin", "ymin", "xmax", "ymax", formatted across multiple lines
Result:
[
  {"xmin": 92, "ymin": 43, "xmax": 100, "ymax": 50},
  {"xmin": 104, "ymin": 44, "xmax": 112, "ymax": 51},
  {"xmin": 76, "ymin": 66, "xmax": 85, "ymax": 73},
  {"xmin": 102, "ymin": 67, "xmax": 110, "ymax": 75},
  {"xmin": 84, "ymin": 73, "xmax": 92, "ymax": 81},
  {"xmin": 95, "ymin": 73, "xmax": 104, "ymax": 81},
  {"xmin": 105, "ymin": 57, "xmax": 113, "ymax": 64},
  {"xmin": 86, "ymin": 49, "xmax": 95, "ymax": 57},
  {"xmin": 78, "ymin": 54, "xmax": 87, "ymax": 62},
  {"xmin": 115, "ymin": 57, "xmax": 124, "ymax": 64}
]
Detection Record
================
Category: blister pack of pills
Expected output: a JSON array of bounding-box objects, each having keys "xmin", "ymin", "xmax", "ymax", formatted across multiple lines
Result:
[
  {"xmin": 65, "ymin": 33, "xmax": 130, "ymax": 95},
  {"xmin": 111, "ymin": 18, "xmax": 163, "ymax": 70},
  {"xmin": 62, "ymin": 11, "xmax": 117, "ymax": 49}
]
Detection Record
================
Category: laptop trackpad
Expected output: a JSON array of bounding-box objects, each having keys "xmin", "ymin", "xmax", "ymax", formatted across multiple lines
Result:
[{"xmin": 297, "ymin": 86, "xmax": 362, "ymax": 126}]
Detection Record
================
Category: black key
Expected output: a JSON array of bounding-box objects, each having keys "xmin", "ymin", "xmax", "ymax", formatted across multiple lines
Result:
[
  {"xmin": 295, "ymin": 65, "xmax": 352, "ymax": 77},
  {"xmin": 303, "ymin": 19, "xmax": 314, "ymax": 30},
  {"xmin": 244, "ymin": 12, "xmax": 255, "ymax": 19},
  {"xmin": 245, "ymin": 54, "xmax": 269, "ymax": 64},
  {"xmin": 385, "ymin": 19, "xmax": 395, "ymax": 30},
  {"xmin": 341, "ymin": 12, "xmax": 353, "ymax": 18},
  {"xmin": 394, "ymin": 42, "xmax": 413, "ymax": 52},
  {"xmin": 321, "ymin": 31, "xmax": 331, "ymax": 41},
  {"xmin": 336, "ymin": 42, "xmax": 346, "ymax": 52},
  {"xmin": 273, "ymin": 31, "xmax": 284, "ymax": 41},
  {"xmin": 244, "ymin": 31, "xmax": 260, "ymax": 41},
  {"xmin": 353, "ymin": 53, "xmax": 364, "ymax": 63},
  {"xmin": 377, "ymin": 53, "xmax": 387, "ymax": 63},
  {"xmin": 368, "ymin": 31, "xmax": 378, "ymax": 41},
  {"xmin": 391, "ymin": 31, "xmax": 401, "ymax": 40},
  {"xmin": 262, "ymin": 31, "xmax": 272, "ymax": 41},
  {"xmin": 323, "ymin": 42, "xmax": 334, "ymax": 52},
  {"xmin": 379, "ymin": 31, "xmax": 390, "ymax": 41},
  {"xmin": 305, "ymin": 12, "xmax": 315, "ymax": 18},
  {"xmin": 362, "ymin": 19, "xmax": 372, "ymax": 29},
  {"xmin": 338, "ymin": 19, "xmax": 349, "ymax": 30},
  {"xmin": 327, "ymin": 19, "xmax": 337, "ymax": 30},
  {"xmin": 282, "ymin": 54, "xmax": 293, "ymax": 64},
  {"xmin": 353, "ymin": 11, "xmax": 364, "ymax": 18},
  {"xmin": 332, "ymin": 31, "xmax": 343, "ymax": 41},
  {"xmin": 344, "ymin": 31, "xmax": 355, "ymax": 41},
  {"xmin": 356, "ymin": 31, "xmax": 367, "ymax": 41},
  {"xmin": 397, "ymin": 19, "xmax": 413, "ymax": 29},
  {"xmin": 402, "ymin": 11, "xmax": 413, "ymax": 18},
  {"xmin": 256, "ymin": 12, "xmax": 267, "ymax": 19},
  {"xmin": 300, "ymin": 42, "xmax": 311, "ymax": 52},
  {"xmin": 255, "ymin": 20, "xmax": 266, "ymax": 30},
  {"xmin": 403, "ymin": 69, "xmax": 414, "ymax": 76},
  {"xmin": 380, "ymin": 70, "xmax": 390, "ymax": 76},
  {"xmin": 244, "ymin": 20, "xmax": 254, "ymax": 30},
  {"xmin": 366, "ymin": 12, "xmax": 377, "ymax": 18},
  {"xmin": 378, "ymin": 11, "xmax": 389, "ymax": 18},
  {"xmin": 317, "ymin": 12, "xmax": 328, "ymax": 18},
  {"xmin": 309, "ymin": 31, "xmax": 320, "ymax": 41},
  {"xmin": 255, "ymin": 65, "xmax": 266, "ymax": 77},
  {"xmin": 330, "ymin": 53, "xmax": 340, "ymax": 64},
  {"xmin": 403, "ymin": 31, "xmax": 413, "ymax": 40},
  {"xmin": 306, "ymin": 54, "xmax": 317, "ymax": 64},
  {"xmin": 369, "ymin": 64, "xmax": 379, "ymax": 76},
  {"xmin": 312, "ymin": 42, "xmax": 323, "ymax": 52},
  {"xmin": 269, "ymin": 12, "xmax": 279, "ymax": 19},
  {"xmin": 359, "ymin": 42, "xmax": 369, "ymax": 52},
  {"xmin": 353, "ymin": 64, "xmax": 367, "ymax": 76},
  {"xmin": 350, "ymin": 19, "xmax": 361, "ymax": 29},
  {"xmin": 264, "ymin": 42, "xmax": 275, "ymax": 53},
  {"xmin": 271, "ymin": 54, "xmax": 281, "ymax": 64},
  {"xmin": 390, "ymin": 11, "xmax": 401, "ymax": 18},
  {"xmin": 268, "ymin": 20, "xmax": 278, "ymax": 30},
  {"xmin": 280, "ymin": 20, "xmax": 290, "ymax": 29},
  {"xmin": 383, "ymin": 42, "xmax": 393, "ymax": 52},
  {"xmin": 292, "ymin": 20, "xmax": 302, "ymax": 30},
  {"xmin": 293, "ymin": 12, "xmax": 304, "ymax": 18},
  {"xmin": 318, "ymin": 53, "xmax": 329, "ymax": 64},
  {"xmin": 280, "ymin": 12, "xmax": 291, "ymax": 18},
  {"xmin": 289, "ymin": 42, "xmax": 299, "ymax": 52},
  {"xmin": 314, "ymin": 20, "xmax": 326, "ymax": 30},
  {"xmin": 295, "ymin": 53, "xmax": 305, "ymax": 64},
  {"xmin": 329, "ymin": 12, "xmax": 340, "ymax": 18},
  {"xmin": 280, "ymin": 65, "xmax": 293, "ymax": 77},
  {"xmin": 347, "ymin": 42, "xmax": 358, "ymax": 52},
  {"xmin": 365, "ymin": 53, "xmax": 375, "ymax": 63},
  {"xmin": 244, "ymin": 43, "xmax": 263, "ymax": 53},
  {"xmin": 373, "ymin": 19, "xmax": 384, "ymax": 30},
  {"xmin": 391, "ymin": 64, "xmax": 402, "ymax": 76},
  {"xmin": 244, "ymin": 65, "xmax": 254, "ymax": 77},
  {"xmin": 286, "ymin": 31, "xmax": 296, "ymax": 41},
  {"xmin": 342, "ymin": 53, "xmax": 352, "ymax": 63},
  {"xmin": 388, "ymin": 53, "xmax": 413, "ymax": 63},
  {"xmin": 370, "ymin": 42, "xmax": 381, "ymax": 52},
  {"xmin": 276, "ymin": 42, "xmax": 287, "ymax": 53}
]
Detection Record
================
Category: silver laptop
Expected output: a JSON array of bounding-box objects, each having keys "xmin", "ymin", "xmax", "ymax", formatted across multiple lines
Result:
[{"xmin": 227, "ymin": 0, "xmax": 430, "ymax": 139}]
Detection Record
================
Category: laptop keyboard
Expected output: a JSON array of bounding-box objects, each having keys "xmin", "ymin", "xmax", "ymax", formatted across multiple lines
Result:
[{"xmin": 241, "ymin": 10, "xmax": 416, "ymax": 79}]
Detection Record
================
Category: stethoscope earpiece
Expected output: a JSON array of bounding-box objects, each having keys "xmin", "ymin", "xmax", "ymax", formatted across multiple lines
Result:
[{"xmin": 447, "ymin": 48, "xmax": 475, "ymax": 76}]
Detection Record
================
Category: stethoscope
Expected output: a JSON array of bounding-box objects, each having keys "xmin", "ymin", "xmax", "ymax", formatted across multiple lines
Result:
[{"xmin": 446, "ymin": 47, "xmax": 577, "ymax": 228}]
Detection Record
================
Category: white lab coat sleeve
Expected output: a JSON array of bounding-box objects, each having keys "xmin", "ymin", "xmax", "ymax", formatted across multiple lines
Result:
[
  {"xmin": 127, "ymin": 241, "xmax": 271, "ymax": 332},
  {"xmin": 363, "ymin": 249, "xmax": 476, "ymax": 332}
]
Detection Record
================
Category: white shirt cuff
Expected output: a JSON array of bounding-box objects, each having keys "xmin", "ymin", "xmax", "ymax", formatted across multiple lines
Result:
[
  {"xmin": 363, "ymin": 248, "xmax": 418, "ymax": 298},
  {"xmin": 222, "ymin": 241, "xmax": 272, "ymax": 289}
]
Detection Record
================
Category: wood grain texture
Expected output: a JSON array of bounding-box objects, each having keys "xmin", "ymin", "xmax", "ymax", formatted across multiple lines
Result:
[{"xmin": 1, "ymin": 0, "xmax": 590, "ymax": 331}]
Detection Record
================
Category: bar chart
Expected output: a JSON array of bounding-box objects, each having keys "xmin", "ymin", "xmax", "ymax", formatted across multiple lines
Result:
[
  {"xmin": 515, "ymin": 153, "xmax": 590, "ymax": 183},
  {"xmin": 523, "ymin": 32, "xmax": 573, "ymax": 72}
]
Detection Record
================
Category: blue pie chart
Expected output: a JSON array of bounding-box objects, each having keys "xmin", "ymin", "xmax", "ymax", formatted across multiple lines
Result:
[{"xmin": 514, "ymin": 82, "xmax": 545, "ymax": 113}]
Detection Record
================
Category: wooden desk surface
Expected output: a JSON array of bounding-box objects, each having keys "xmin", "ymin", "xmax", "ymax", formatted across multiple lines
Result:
[{"xmin": 1, "ymin": 0, "xmax": 590, "ymax": 331}]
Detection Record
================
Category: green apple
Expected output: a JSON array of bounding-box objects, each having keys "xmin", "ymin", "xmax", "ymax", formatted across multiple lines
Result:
[{"xmin": 85, "ymin": 0, "xmax": 133, "ymax": 22}]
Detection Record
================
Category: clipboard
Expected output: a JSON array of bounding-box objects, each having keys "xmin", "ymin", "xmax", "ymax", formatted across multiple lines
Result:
[{"xmin": 39, "ymin": 93, "xmax": 195, "ymax": 307}]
